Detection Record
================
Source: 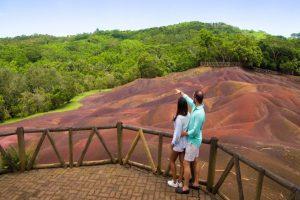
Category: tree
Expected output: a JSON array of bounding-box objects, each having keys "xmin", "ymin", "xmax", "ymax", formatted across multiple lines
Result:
[
  {"xmin": 138, "ymin": 53, "xmax": 166, "ymax": 78},
  {"xmin": 259, "ymin": 35, "xmax": 298, "ymax": 72},
  {"xmin": 279, "ymin": 60, "xmax": 300, "ymax": 75},
  {"xmin": 25, "ymin": 66, "xmax": 62, "ymax": 93},
  {"xmin": 291, "ymin": 33, "xmax": 300, "ymax": 39},
  {"xmin": 23, "ymin": 46, "xmax": 42, "ymax": 62},
  {"xmin": 17, "ymin": 89, "xmax": 52, "ymax": 117},
  {"xmin": 0, "ymin": 95, "xmax": 10, "ymax": 121}
]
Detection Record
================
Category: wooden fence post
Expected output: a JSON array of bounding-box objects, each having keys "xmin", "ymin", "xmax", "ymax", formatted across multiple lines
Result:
[
  {"xmin": 207, "ymin": 137, "xmax": 218, "ymax": 192},
  {"xmin": 255, "ymin": 168, "xmax": 264, "ymax": 200},
  {"xmin": 295, "ymin": 189, "xmax": 300, "ymax": 200},
  {"xmin": 117, "ymin": 122, "xmax": 123, "ymax": 164},
  {"xmin": 68, "ymin": 129, "xmax": 73, "ymax": 168},
  {"xmin": 17, "ymin": 127, "xmax": 26, "ymax": 172},
  {"xmin": 234, "ymin": 155, "xmax": 244, "ymax": 200},
  {"xmin": 157, "ymin": 134, "xmax": 163, "ymax": 174},
  {"xmin": 289, "ymin": 188, "xmax": 300, "ymax": 200}
]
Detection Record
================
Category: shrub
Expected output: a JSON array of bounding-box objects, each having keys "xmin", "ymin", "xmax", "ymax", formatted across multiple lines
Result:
[
  {"xmin": 17, "ymin": 88, "xmax": 52, "ymax": 117},
  {"xmin": 279, "ymin": 60, "xmax": 300, "ymax": 75},
  {"xmin": 0, "ymin": 145, "xmax": 34, "ymax": 171}
]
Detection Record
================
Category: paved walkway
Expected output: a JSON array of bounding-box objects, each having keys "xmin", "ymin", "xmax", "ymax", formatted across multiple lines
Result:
[{"xmin": 0, "ymin": 164, "xmax": 213, "ymax": 200}]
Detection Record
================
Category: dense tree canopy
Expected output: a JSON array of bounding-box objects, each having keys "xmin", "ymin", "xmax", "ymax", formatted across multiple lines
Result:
[{"xmin": 0, "ymin": 21, "xmax": 299, "ymax": 121}]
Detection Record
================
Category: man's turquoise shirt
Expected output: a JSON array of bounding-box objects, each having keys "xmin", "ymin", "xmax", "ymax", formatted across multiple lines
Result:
[{"xmin": 183, "ymin": 94, "xmax": 205, "ymax": 148}]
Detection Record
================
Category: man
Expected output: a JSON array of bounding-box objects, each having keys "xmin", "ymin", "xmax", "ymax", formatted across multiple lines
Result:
[{"xmin": 175, "ymin": 89, "xmax": 205, "ymax": 194}]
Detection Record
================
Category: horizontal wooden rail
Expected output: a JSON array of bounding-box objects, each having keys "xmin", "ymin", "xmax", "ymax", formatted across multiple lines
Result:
[
  {"xmin": 24, "ymin": 125, "xmax": 116, "ymax": 133},
  {"xmin": 0, "ymin": 131, "xmax": 16, "ymax": 137},
  {"xmin": 122, "ymin": 124, "xmax": 211, "ymax": 144},
  {"xmin": 199, "ymin": 62, "xmax": 241, "ymax": 67},
  {"xmin": 0, "ymin": 125, "xmax": 116, "ymax": 137},
  {"xmin": 33, "ymin": 159, "xmax": 116, "ymax": 169}
]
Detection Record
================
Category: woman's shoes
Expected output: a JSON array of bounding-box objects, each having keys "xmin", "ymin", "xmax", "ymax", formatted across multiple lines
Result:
[{"xmin": 167, "ymin": 180, "xmax": 183, "ymax": 188}]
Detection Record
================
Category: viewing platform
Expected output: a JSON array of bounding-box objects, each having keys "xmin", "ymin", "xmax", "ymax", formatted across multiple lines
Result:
[
  {"xmin": 0, "ymin": 122, "xmax": 299, "ymax": 199},
  {"xmin": 0, "ymin": 164, "xmax": 212, "ymax": 199}
]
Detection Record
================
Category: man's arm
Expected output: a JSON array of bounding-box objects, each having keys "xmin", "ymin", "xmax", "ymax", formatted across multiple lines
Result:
[{"xmin": 175, "ymin": 89, "xmax": 195, "ymax": 109}]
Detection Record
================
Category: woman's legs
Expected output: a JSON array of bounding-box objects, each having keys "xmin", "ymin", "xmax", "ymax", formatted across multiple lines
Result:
[
  {"xmin": 169, "ymin": 148, "xmax": 179, "ymax": 181},
  {"xmin": 178, "ymin": 152, "xmax": 184, "ymax": 182}
]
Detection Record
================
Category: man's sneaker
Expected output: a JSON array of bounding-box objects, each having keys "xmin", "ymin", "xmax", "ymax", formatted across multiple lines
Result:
[
  {"xmin": 175, "ymin": 187, "xmax": 190, "ymax": 194},
  {"xmin": 178, "ymin": 181, "xmax": 183, "ymax": 187},
  {"xmin": 167, "ymin": 180, "xmax": 178, "ymax": 188},
  {"xmin": 189, "ymin": 182, "xmax": 200, "ymax": 190}
]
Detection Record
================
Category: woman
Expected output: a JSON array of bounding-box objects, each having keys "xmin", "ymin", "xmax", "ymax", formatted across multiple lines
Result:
[{"xmin": 167, "ymin": 96, "xmax": 190, "ymax": 188}]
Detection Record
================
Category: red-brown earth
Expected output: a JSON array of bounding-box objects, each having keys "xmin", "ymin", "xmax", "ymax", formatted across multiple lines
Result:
[{"xmin": 0, "ymin": 67, "xmax": 299, "ymax": 198}]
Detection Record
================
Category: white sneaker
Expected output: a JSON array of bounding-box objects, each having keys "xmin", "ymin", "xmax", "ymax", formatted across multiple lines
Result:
[
  {"xmin": 167, "ymin": 180, "xmax": 179, "ymax": 188},
  {"xmin": 178, "ymin": 181, "xmax": 183, "ymax": 187}
]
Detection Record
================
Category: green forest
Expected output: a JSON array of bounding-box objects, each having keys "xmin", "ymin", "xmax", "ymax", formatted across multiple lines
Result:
[{"xmin": 0, "ymin": 21, "xmax": 299, "ymax": 122}]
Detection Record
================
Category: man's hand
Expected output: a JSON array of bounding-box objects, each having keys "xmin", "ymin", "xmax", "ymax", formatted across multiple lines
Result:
[
  {"xmin": 181, "ymin": 131, "xmax": 188, "ymax": 137},
  {"xmin": 170, "ymin": 143, "xmax": 174, "ymax": 150},
  {"xmin": 175, "ymin": 89, "xmax": 183, "ymax": 95}
]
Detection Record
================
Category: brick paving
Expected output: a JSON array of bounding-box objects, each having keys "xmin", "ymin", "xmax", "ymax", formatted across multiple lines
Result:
[{"xmin": 0, "ymin": 164, "xmax": 214, "ymax": 200}]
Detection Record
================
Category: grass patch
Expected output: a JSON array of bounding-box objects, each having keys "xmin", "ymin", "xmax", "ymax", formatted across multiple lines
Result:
[
  {"xmin": 0, "ymin": 145, "xmax": 34, "ymax": 171},
  {"xmin": 1, "ymin": 89, "xmax": 111, "ymax": 125}
]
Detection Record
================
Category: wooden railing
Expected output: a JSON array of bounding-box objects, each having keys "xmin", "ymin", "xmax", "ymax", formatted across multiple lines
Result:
[
  {"xmin": 0, "ymin": 122, "xmax": 299, "ymax": 200},
  {"xmin": 199, "ymin": 62, "xmax": 241, "ymax": 67}
]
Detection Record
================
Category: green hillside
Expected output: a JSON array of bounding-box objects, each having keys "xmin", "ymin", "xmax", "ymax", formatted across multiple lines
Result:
[{"xmin": 0, "ymin": 21, "xmax": 299, "ymax": 121}]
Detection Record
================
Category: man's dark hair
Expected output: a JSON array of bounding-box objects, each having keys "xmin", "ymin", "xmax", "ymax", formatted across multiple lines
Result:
[{"xmin": 194, "ymin": 90, "xmax": 204, "ymax": 104}]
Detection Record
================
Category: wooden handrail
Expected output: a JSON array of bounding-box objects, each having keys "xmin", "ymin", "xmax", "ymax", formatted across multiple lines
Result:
[
  {"xmin": 0, "ymin": 122, "xmax": 299, "ymax": 199},
  {"xmin": 0, "ymin": 125, "xmax": 117, "ymax": 137},
  {"xmin": 122, "ymin": 124, "xmax": 211, "ymax": 144},
  {"xmin": 199, "ymin": 61, "xmax": 242, "ymax": 67},
  {"xmin": 0, "ymin": 131, "xmax": 16, "ymax": 137}
]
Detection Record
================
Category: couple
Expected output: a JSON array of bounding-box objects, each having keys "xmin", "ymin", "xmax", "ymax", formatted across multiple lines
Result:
[{"xmin": 167, "ymin": 89, "xmax": 205, "ymax": 194}]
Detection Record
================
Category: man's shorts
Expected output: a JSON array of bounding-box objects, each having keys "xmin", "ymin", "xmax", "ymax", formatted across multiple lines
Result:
[{"xmin": 184, "ymin": 143, "xmax": 199, "ymax": 162}]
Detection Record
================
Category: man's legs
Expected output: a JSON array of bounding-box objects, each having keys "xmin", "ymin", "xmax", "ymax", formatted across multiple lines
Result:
[
  {"xmin": 182, "ymin": 160, "xmax": 191, "ymax": 191},
  {"xmin": 192, "ymin": 158, "xmax": 200, "ymax": 187},
  {"xmin": 176, "ymin": 143, "xmax": 199, "ymax": 194},
  {"xmin": 190, "ymin": 161, "xmax": 195, "ymax": 183}
]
